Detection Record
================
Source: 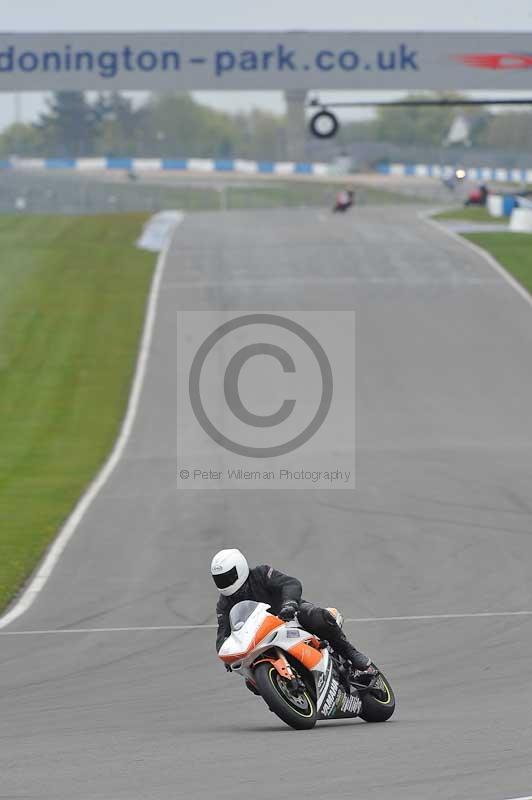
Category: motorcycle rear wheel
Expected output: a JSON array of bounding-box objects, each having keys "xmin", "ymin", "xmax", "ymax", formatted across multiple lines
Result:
[
  {"xmin": 254, "ymin": 663, "xmax": 317, "ymax": 730},
  {"xmin": 359, "ymin": 669, "xmax": 396, "ymax": 723}
]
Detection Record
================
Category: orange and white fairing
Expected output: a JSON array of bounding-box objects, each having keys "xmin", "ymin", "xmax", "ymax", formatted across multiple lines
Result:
[{"xmin": 218, "ymin": 601, "xmax": 326, "ymax": 676}]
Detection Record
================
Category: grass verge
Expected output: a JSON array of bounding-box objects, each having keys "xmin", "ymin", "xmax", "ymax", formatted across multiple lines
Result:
[
  {"xmin": 463, "ymin": 231, "xmax": 532, "ymax": 294},
  {"xmin": 0, "ymin": 213, "xmax": 155, "ymax": 612},
  {"xmin": 0, "ymin": 172, "xmax": 427, "ymax": 215},
  {"xmin": 224, "ymin": 182, "xmax": 425, "ymax": 209},
  {"xmin": 433, "ymin": 207, "xmax": 506, "ymax": 224}
]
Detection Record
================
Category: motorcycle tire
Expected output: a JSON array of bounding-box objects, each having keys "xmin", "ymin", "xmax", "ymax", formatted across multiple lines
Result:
[
  {"xmin": 254, "ymin": 662, "xmax": 317, "ymax": 730},
  {"xmin": 359, "ymin": 669, "xmax": 396, "ymax": 723}
]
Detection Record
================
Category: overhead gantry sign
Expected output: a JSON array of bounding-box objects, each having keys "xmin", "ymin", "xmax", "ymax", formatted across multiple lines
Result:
[{"xmin": 0, "ymin": 31, "xmax": 532, "ymax": 91}]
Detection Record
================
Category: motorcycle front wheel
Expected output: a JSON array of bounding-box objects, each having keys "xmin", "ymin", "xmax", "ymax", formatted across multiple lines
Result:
[{"xmin": 254, "ymin": 662, "xmax": 317, "ymax": 730}]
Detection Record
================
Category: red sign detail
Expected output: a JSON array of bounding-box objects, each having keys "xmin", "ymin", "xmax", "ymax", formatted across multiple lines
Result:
[{"xmin": 454, "ymin": 53, "xmax": 532, "ymax": 70}]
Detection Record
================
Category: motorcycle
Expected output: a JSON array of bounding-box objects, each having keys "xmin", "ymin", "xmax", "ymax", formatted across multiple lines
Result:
[
  {"xmin": 218, "ymin": 600, "xmax": 395, "ymax": 730},
  {"xmin": 332, "ymin": 189, "xmax": 355, "ymax": 213}
]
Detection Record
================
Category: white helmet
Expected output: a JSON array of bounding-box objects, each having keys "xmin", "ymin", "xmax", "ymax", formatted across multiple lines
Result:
[{"xmin": 211, "ymin": 548, "xmax": 249, "ymax": 596}]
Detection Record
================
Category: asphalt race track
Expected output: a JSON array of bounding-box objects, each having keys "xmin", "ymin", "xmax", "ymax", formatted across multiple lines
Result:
[{"xmin": 1, "ymin": 207, "xmax": 532, "ymax": 799}]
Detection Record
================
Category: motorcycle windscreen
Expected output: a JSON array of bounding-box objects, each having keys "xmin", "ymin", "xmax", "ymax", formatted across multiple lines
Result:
[{"xmin": 229, "ymin": 600, "xmax": 263, "ymax": 631}]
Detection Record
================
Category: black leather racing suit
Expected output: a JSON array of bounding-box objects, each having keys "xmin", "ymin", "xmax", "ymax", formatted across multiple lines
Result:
[{"xmin": 215, "ymin": 565, "xmax": 370, "ymax": 669}]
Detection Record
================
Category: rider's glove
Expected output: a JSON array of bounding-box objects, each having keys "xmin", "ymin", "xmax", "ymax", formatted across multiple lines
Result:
[
  {"xmin": 278, "ymin": 601, "xmax": 298, "ymax": 621},
  {"xmin": 225, "ymin": 663, "xmax": 232, "ymax": 673}
]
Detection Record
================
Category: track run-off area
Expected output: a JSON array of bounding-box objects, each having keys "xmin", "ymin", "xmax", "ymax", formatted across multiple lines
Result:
[{"xmin": 1, "ymin": 206, "xmax": 532, "ymax": 799}]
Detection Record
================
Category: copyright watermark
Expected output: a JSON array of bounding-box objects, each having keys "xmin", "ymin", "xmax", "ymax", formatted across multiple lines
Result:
[{"xmin": 177, "ymin": 311, "xmax": 355, "ymax": 489}]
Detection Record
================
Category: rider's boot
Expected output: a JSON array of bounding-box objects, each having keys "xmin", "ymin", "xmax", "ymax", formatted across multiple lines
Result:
[
  {"xmin": 340, "ymin": 640, "xmax": 372, "ymax": 671},
  {"xmin": 323, "ymin": 612, "xmax": 372, "ymax": 671},
  {"xmin": 345, "ymin": 645, "xmax": 373, "ymax": 672}
]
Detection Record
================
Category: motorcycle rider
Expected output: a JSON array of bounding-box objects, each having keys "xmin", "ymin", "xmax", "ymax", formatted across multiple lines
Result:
[
  {"xmin": 212, "ymin": 548, "xmax": 372, "ymax": 672},
  {"xmin": 332, "ymin": 187, "xmax": 355, "ymax": 213}
]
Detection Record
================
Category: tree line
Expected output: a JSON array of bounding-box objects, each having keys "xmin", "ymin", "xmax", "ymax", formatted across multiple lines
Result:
[
  {"xmin": 338, "ymin": 94, "xmax": 532, "ymax": 151},
  {"xmin": 0, "ymin": 92, "xmax": 285, "ymax": 160},
  {"xmin": 0, "ymin": 91, "xmax": 530, "ymax": 159}
]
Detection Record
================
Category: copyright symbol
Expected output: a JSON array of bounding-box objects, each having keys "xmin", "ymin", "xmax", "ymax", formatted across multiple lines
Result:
[
  {"xmin": 188, "ymin": 314, "xmax": 333, "ymax": 459},
  {"xmin": 180, "ymin": 470, "xmax": 190, "ymax": 479}
]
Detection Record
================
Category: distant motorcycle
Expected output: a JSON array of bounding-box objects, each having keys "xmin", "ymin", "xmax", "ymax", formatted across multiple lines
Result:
[
  {"xmin": 465, "ymin": 184, "xmax": 488, "ymax": 207},
  {"xmin": 219, "ymin": 600, "xmax": 395, "ymax": 730},
  {"xmin": 333, "ymin": 189, "xmax": 355, "ymax": 213}
]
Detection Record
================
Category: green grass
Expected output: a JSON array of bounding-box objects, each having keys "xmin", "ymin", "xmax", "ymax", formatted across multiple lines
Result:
[
  {"xmin": 433, "ymin": 207, "xmax": 506, "ymax": 224},
  {"xmin": 0, "ymin": 213, "xmax": 155, "ymax": 612},
  {"xmin": 224, "ymin": 182, "xmax": 425, "ymax": 209},
  {"xmin": 463, "ymin": 231, "xmax": 532, "ymax": 294},
  {"xmin": 19, "ymin": 173, "xmax": 425, "ymax": 213}
]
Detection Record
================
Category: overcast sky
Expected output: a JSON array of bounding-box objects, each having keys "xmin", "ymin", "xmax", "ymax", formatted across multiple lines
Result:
[{"xmin": 2, "ymin": 0, "xmax": 532, "ymax": 130}]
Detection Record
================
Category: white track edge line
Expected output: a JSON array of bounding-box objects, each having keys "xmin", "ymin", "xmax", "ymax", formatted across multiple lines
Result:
[
  {"xmin": 503, "ymin": 796, "xmax": 532, "ymax": 800},
  {"xmin": 0, "ymin": 214, "xmax": 183, "ymax": 631},
  {"xmin": 346, "ymin": 610, "xmax": 532, "ymax": 622},
  {"xmin": 1, "ymin": 610, "xmax": 532, "ymax": 635},
  {"xmin": 420, "ymin": 208, "xmax": 532, "ymax": 310},
  {"xmin": 0, "ymin": 624, "xmax": 217, "ymax": 635}
]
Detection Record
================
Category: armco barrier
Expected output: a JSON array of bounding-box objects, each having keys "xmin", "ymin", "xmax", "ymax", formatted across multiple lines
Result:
[
  {"xmin": 3, "ymin": 158, "xmax": 530, "ymax": 182},
  {"xmin": 503, "ymin": 195, "xmax": 518, "ymax": 215},
  {"xmin": 487, "ymin": 195, "xmax": 504, "ymax": 217},
  {"xmin": 488, "ymin": 194, "xmax": 518, "ymax": 218},
  {"xmin": 376, "ymin": 162, "xmax": 532, "ymax": 184},
  {"xmin": 2, "ymin": 157, "xmax": 329, "ymax": 177},
  {"xmin": 510, "ymin": 208, "xmax": 532, "ymax": 233}
]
